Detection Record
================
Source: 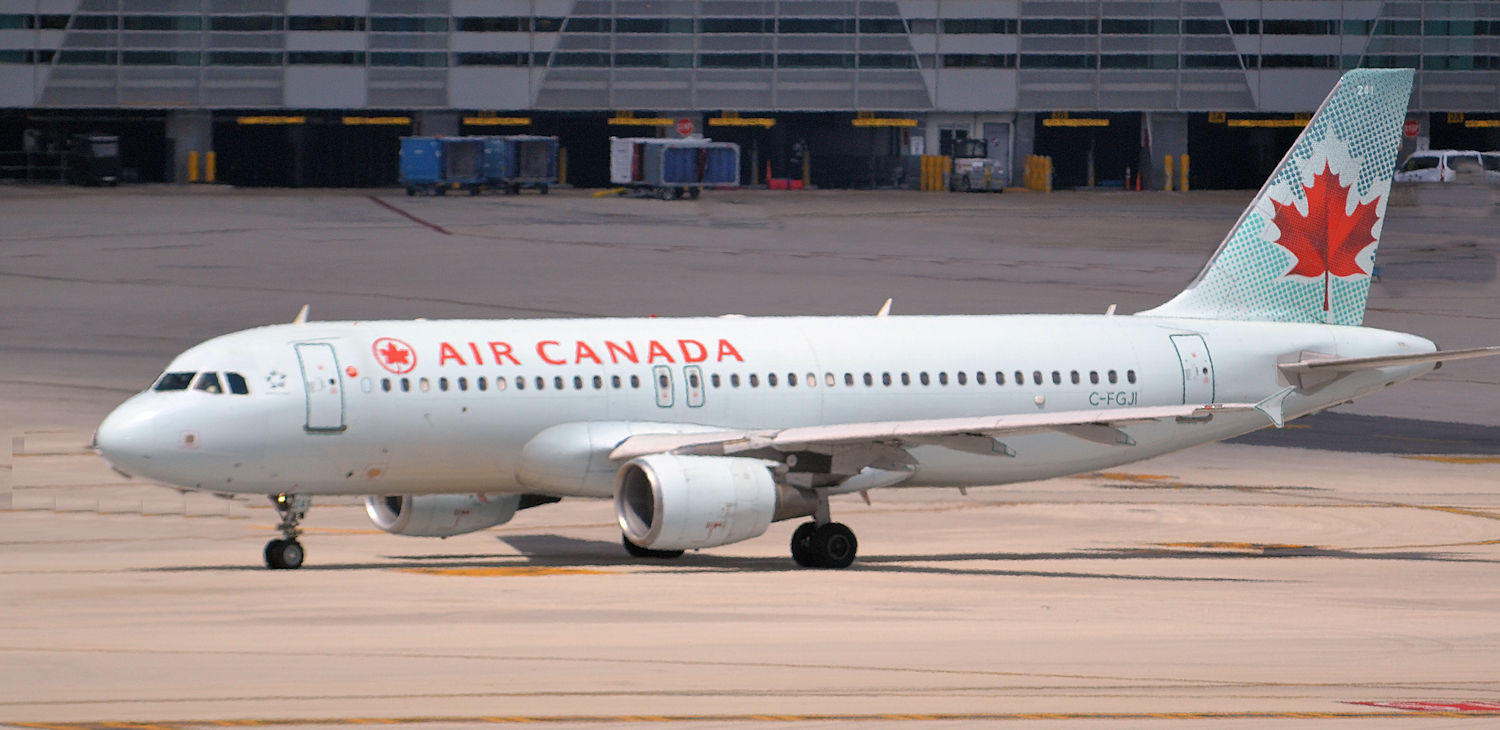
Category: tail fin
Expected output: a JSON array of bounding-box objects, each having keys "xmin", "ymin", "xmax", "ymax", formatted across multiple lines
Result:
[{"xmin": 1141, "ymin": 68, "xmax": 1414, "ymax": 326}]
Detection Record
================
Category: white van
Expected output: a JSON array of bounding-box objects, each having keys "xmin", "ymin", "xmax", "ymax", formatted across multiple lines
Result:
[{"xmin": 1394, "ymin": 149, "xmax": 1484, "ymax": 182}]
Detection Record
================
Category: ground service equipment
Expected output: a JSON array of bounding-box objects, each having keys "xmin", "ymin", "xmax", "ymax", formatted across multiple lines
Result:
[
  {"xmin": 482, "ymin": 135, "xmax": 559, "ymax": 194},
  {"xmin": 949, "ymin": 138, "xmax": 1006, "ymax": 192},
  {"xmin": 610, "ymin": 137, "xmax": 740, "ymax": 199}
]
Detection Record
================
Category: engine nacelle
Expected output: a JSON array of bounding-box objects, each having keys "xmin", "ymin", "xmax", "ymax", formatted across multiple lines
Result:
[
  {"xmin": 614, "ymin": 454, "xmax": 817, "ymax": 551},
  {"xmin": 364, "ymin": 494, "xmax": 521, "ymax": 537}
]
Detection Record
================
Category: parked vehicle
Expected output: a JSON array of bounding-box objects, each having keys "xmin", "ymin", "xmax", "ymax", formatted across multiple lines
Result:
[
  {"xmin": 66, "ymin": 134, "xmax": 119, "ymax": 186},
  {"xmin": 948, "ymin": 138, "xmax": 1007, "ymax": 192},
  {"xmin": 1394, "ymin": 149, "xmax": 1484, "ymax": 183}
]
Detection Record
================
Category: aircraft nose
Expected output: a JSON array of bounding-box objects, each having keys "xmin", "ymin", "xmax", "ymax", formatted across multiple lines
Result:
[{"xmin": 95, "ymin": 399, "xmax": 159, "ymax": 475}]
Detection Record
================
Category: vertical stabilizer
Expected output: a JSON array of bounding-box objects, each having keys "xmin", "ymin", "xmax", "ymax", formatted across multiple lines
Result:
[{"xmin": 1140, "ymin": 68, "xmax": 1414, "ymax": 325}]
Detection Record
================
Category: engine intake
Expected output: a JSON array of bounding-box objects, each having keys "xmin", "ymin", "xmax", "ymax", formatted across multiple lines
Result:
[
  {"xmin": 614, "ymin": 454, "xmax": 817, "ymax": 551},
  {"xmin": 364, "ymin": 493, "xmax": 522, "ymax": 537}
]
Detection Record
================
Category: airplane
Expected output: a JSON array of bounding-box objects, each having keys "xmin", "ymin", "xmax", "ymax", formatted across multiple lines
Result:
[{"xmin": 95, "ymin": 68, "xmax": 1499, "ymax": 570}]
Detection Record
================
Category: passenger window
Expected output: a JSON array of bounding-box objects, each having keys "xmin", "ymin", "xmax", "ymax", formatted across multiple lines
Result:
[
  {"xmin": 554, "ymin": 376, "xmax": 564, "ymax": 390},
  {"xmin": 938, "ymin": 372, "xmax": 948, "ymax": 386},
  {"xmin": 1016, "ymin": 371, "xmax": 1025, "ymax": 386},
  {"xmin": 786, "ymin": 372, "xmax": 797, "ymax": 387},
  {"xmin": 976, "ymin": 371, "xmax": 986, "ymax": 385},
  {"xmin": 864, "ymin": 373, "xmax": 873, "ymax": 386},
  {"xmin": 689, "ymin": 372, "xmax": 701, "ymax": 388},
  {"xmin": 535, "ymin": 376, "xmax": 545, "ymax": 390},
  {"xmin": 611, "ymin": 375, "xmax": 621, "ymax": 389},
  {"xmin": 659, "ymin": 373, "xmax": 670, "ymax": 389},
  {"xmin": 882, "ymin": 373, "xmax": 892, "ymax": 386},
  {"xmin": 478, "ymin": 377, "xmax": 488, "ymax": 391},
  {"xmin": 360, "ymin": 378, "xmax": 372, "ymax": 393},
  {"xmin": 193, "ymin": 372, "xmax": 223, "ymax": 394},
  {"xmin": 712, "ymin": 374, "xmax": 722, "ymax": 388},
  {"xmin": 593, "ymin": 375, "xmax": 603, "ymax": 389},
  {"xmin": 574, "ymin": 376, "xmax": 584, "ymax": 390},
  {"xmin": 844, "ymin": 373, "xmax": 854, "ymax": 386},
  {"xmin": 458, "ymin": 377, "xmax": 468, "ymax": 391},
  {"xmin": 768, "ymin": 373, "xmax": 777, "ymax": 387},
  {"xmin": 1127, "ymin": 369, "xmax": 1137, "ymax": 384},
  {"xmin": 1032, "ymin": 371, "xmax": 1043, "ymax": 385},
  {"xmin": 901, "ymin": 372, "xmax": 911, "ymax": 386},
  {"xmin": 825, "ymin": 373, "xmax": 835, "ymax": 387},
  {"xmin": 495, "ymin": 377, "xmax": 507, "ymax": 391},
  {"xmin": 1108, "ymin": 370, "xmax": 1118, "ymax": 384},
  {"xmin": 1070, "ymin": 371, "xmax": 1080, "ymax": 385},
  {"xmin": 401, "ymin": 377, "xmax": 411, "ymax": 392},
  {"xmin": 958, "ymin": 371, "xmax": 968, "ymax": 385},
  {"xmin": 995, "ymin": 371, "xmax": 1005, "ymax": 385},
  {"xmin": 381, "ymin": 378, "xmax": 392, "ymax": 393},
  {"xmin": 730, "ymin": 373, "xmax": 741, "ymax": 387},
  {"xmin": 749, "ymin": 373, "xmax": 760, "ymax": 387},
  {"xmin": 420, "ymin": 378, "xmax": 431, "ymax": 392},
  {"xmin": 226, "ymin": 372, "xmax": 250, "ymax": 395},
  {"xmin": 1090, "ymin": 371, "xmax": 1099, "ymax": 385},
  {"xmin": 516, "ymin": 376, "xmax": 526, "ymax": 390},
  {"xmin": 1051, "ymin": 371, "xmax": 1061, "ymax": 385},
  {"xmin": 153, "ymin": 372, "xmax": 196, "ymax": 391},
  {"xmin": 439, "ymin": 377, "xmax": 449, "ymax": 392},
  {"xmin": 630, "ymin": 375, "xmax": 641, "ymax": 388}
]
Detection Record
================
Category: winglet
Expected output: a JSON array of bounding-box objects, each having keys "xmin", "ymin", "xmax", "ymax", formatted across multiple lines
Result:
[
  {"xmin": 292, "ymin": 304, "xmax": 310, "ymax": 325},
  {"xmin": 1254, "ymin": 387, "xmax": 1296, "ymax": 428},
  {"xmin": 876, "ymin": 298, "xmax": 892, "ymax": 318}
]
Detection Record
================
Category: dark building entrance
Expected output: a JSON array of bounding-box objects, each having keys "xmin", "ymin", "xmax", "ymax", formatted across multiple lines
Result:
[
  {"xmin": 1188, "ymin": 114, "xmax": 1303, "ymax": 190},
  {"xmin": 528, "ymin": 112, "xmax": 611, "ymax": 188},
  {"xmin": 2, "ymin": 110, "xmax": 167, "ymax": 183},
  {"xmin": 1034, "ymin": 112, "xmax": 1141, "ymax": 189},
  {"xmin": 1428, "ymin": 113, "xmax": 1500, "ymax": 151},
  {"xmin": 213, "ymin": 114, "xmax": 406, "ymax": 187}
]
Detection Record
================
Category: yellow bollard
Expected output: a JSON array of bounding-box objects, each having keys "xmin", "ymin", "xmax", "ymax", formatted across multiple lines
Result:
[
  {"xmin": 1179, "ymin": 154, "xmax": 1190, "ymax": 192},
  {"xmin": 802, "ymin": 153, "xmax": 811, "ymax": 188},
  {"xmin": 187, "ymin": 151, "xmax": 199, "ymax": 183},
  {"xmin": 558, "ymin": 147, "xmax": 567, "ymax": 186},
  {"xmin": 205, "ymin": 151, "xmax": 216, "ymax": 183},
  {"xmin": 1043, "ymin": 156, "xmax": 1053, "ymax": 192},
  {"xmin": 1164, "ymin": 154, "xmax": 1174, "ymax": 191}
]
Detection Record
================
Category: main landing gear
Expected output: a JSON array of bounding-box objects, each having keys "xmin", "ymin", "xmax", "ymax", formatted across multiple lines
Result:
[
  {"xmin": 264, "ymin": 493, "xmax": 310, "ymax": 570},
  {"xmin": 790, "ymin": 494, "xmax": 858, "ymax": 569}
]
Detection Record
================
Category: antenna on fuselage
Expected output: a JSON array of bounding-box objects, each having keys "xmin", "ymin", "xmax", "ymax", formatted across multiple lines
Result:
[
  {"xmin": 292, "ymin": 304, "xmax": 309, "ymax": 325},
  {"xmin": 876, "ymin": 298, "xmax": 892, "ymax": 318}
]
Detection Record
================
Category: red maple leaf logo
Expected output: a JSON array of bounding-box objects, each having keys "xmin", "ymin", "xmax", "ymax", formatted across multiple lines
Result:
[
  {"xmin": 1269, "ymin": 162, "xmax": 1381, "ymax": 311},
  {"xmin": 372, "ymin": 337, "xmax": 416, "ymax": 374}
]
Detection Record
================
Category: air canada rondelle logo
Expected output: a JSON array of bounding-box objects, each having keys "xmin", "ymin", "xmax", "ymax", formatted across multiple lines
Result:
[
  {"xmin": 1269, "ymin": 161, "xmax": 1381, "ymax": 313},
  {"xmin": 372, "ymin": 337, "xmax": 417, "ymax": 374}
]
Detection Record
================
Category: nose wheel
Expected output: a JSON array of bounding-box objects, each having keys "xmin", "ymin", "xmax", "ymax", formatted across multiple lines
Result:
[{"xmin": 265, "ymin": 493, "xmax": 310, "ymax": 570}]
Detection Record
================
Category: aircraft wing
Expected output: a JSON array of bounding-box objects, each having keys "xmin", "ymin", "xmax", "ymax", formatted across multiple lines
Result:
[{"xmin": 609, "ymin": 402, "xmax": 1260, "ymax": 463}]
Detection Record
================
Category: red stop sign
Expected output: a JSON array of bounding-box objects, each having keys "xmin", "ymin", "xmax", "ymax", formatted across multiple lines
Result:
[
  {"xmin": 1403, "ymin": 118, "xmax": 1419, "ymax": 137},
  {"xmin": 676, "ymin": 118, "xmax": 695, "ymax": 136}
]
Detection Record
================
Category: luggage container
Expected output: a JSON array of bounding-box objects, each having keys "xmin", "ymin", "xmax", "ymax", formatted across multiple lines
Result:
[
  {"xmin": 609, "ymin": 137, "xmax": 740, "ymax": 199},
  {"xmin": 482, "ymin": 135, "xmax": 558, "ymax": 194},
  {"xmin": 399, "ymin": 136, "xmax": 485, "ymax": 195}
]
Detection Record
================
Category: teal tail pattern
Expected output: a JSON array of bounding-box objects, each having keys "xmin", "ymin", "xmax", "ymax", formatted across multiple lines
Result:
[{"xmin": 1141, "ymin": 68, "xmax": 1414, "ymax": 326}]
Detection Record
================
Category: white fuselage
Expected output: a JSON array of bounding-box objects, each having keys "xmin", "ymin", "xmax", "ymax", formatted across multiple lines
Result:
[{"xmin": 95, "ymin": 313, "xmax": 1435, "ymax": 499}]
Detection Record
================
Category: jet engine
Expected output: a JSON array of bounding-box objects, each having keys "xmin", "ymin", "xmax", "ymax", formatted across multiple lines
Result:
[
  {"xmin": 614, "ymin": 454, "xmax": 818, "ymax": 551},
  {"xmin": 364, "ymin": 494, "xmax": 522, "ymax": 537}
]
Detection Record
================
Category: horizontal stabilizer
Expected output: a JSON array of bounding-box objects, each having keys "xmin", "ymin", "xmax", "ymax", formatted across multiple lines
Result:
[{"xmin": 1279, "ymin": 346, "xmax": 1500, "ymax": 375}]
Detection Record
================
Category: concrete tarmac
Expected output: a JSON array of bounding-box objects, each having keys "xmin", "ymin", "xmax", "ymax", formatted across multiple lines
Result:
[{"xmin": 2, "ymin": 185, "xmax": 1499, "ymax": 727}]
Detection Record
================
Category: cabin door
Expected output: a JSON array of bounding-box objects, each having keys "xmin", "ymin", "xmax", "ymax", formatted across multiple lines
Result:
[
  {"xmin": 295, "ymin": 342, "xmax": 346, "ymax": 432},
  {"xmin": 1170, "ymin": 334, "xmax": 1215, "ymax": 404}
]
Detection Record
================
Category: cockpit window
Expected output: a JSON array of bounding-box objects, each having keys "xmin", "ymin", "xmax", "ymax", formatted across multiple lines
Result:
[
  {"xmin": 153, "ymin": 372, "xmax": 196, "ymax": 391},
  {"xmin": 194, "ymin": 372, "xmax": 223, "ymax": 394},
  {"xmin": 225, "ymin": 372, "xmax": 250, "ymax": 395}
]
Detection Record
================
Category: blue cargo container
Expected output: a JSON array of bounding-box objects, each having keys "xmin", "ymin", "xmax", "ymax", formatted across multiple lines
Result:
[
  {"xmin": 609, "ymin": 137, "xmax": 740, "ymax": 199},
  {"xmin": 399, "ymin": 136, "xmax": 486, "ymax": 195},
  {"xmin": 399, "ymin": 137, "xmax": 443, "ymax": 195},
  {"xmin": 481, "ymin": 135, "xmax": 558, "ymax": 194}
]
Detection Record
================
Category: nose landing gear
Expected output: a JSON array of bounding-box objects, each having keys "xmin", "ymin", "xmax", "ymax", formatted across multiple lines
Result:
[{"xmin": 265, "ymin": 493, "xmax": 310, "ymax": 569}]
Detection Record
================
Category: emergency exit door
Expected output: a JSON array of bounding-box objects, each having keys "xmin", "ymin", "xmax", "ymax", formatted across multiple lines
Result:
[
  {"xmin": 295, "ymin": 342, "xmax": 345, "ymax": 431},
  {"xmin": 1170, "ymin": 334, "xmax": 1215, "ymax": 404}
]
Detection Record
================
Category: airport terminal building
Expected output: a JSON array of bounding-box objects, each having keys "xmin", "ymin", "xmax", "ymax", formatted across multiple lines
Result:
[{"xmin": 3, "ymin": 0, "xmax": 1499, "ymax": 189}]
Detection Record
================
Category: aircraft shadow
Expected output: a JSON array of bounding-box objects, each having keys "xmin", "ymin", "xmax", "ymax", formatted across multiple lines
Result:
[{"xmin": 138, "ymin": 533, "xmax": 1496, "ymax": 577}]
